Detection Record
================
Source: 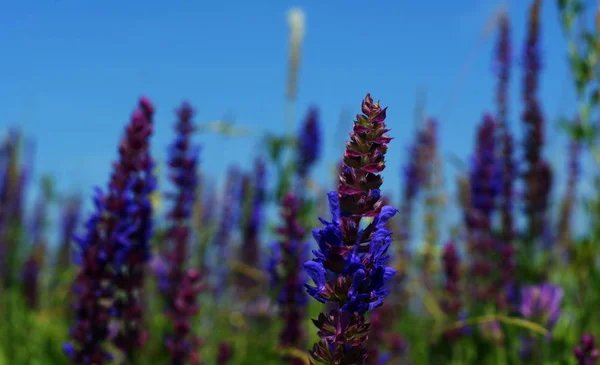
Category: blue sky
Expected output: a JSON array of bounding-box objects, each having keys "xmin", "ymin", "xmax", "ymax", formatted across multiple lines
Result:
[{"xmin": 0, "ymin": 0, "xmax": 593, "ymax": 244}]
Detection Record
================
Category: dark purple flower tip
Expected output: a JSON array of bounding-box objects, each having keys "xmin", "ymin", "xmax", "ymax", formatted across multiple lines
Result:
[
  {"xmin": 575, "ymin": 333, "xmax": 600, "ymax": 365},
  {"xmin": 139, "ymin": 96, "xmax": 155, "ymax": 115},
  {"xmin": 297, "ymin": 107, "xmax": 322, "ymax": 176}
]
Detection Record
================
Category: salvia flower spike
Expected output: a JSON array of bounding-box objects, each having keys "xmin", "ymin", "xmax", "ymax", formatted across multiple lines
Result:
[
  {"xmin": 112, "ymin": 97, "xmax": 157, "ymax": 356},
  {"xmin": 269, "ymin": 193, "xmax": 309, "ymax": 364},
  {"xmin": 162, "ymin": 102, "xmax": 204, "ymax": 365},
  {"xmin": 522, "ymin": 0, "xmax": 552, "ymax": 242},
  {"xmin": 65, "ymin": 97, "xmax": 155, "ymax": 364},
  {"xmin": 305, "ymin": 94, "xmax": 398, "ymax": 365}
]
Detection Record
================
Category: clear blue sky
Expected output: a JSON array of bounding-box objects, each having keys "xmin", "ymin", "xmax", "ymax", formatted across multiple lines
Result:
[{"xmin": 0, "ymin": 0, "xmax": 592, "ymax": 243}]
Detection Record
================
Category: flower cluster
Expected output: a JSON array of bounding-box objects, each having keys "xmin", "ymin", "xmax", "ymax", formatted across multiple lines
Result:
[
  {"xmin": 161, "ymin": 102, "xmax": 203, "ymax": 365},
  {"xmin": 305, "ymin": 94, "xmax": 397, "ymax": 364},
  {"xmin": 65, "ymin": 97, "xmax": 155, "ymax": 364},
  {"xmin": 269, "ymin": 193, "xmax": 309, "ymax": 364}
]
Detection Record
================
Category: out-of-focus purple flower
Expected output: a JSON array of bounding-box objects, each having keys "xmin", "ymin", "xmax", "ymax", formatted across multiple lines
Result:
[
  {"xmin": 21, "ymin": 180, "xmax": 51, "ymax": 309},
  {"xmin": 441, "ymin": 241, "xmax": 463, "ymax": 341},
  {"xmin": 21, "ymin": 244, "xmax": 44, "ymax": 309},
  {"xmin": 495, "ymin": 13, "xmax": 516, "ymax": 311},
  {"xmin": 394, "ymin": 120, "xmax": 434, "ymax": 306},
  {"xmin": 466, "ymin": 113, "xmax": 503, "ymax": 304},
  {"xmin": 557, "ymin": 121, "xmax": 581, "ymax": 260},
  {"xmin": 575, "ymin": 334, "xmax": 600, "ymax": 365},
  {"xmin": 29, "ymin": 186, "xmax": 50, "ymax": 247},
  {"xmin": 366, "ymin": 310, "xmax": 385, "ymax": 365},
  {"xmin": 150, "ymin": 253, "xmax": 167, "ymax": 277},
  {"xmin": 161, "ymin": 102, "xmax": 203, "ymax": 365},
  {"xmin": 110, "ymin": 98, "xmax": 157, "ymax": 356},
  {"xmin": 213, "ymin": 166, "xmax": 242, "ymax": 298},
  {"xmin": 397, "ymin": 121, "xmax": 434, "ymax": 246},
  {"xmin": 305, "ymin": 94, "xmax": 398, "ymax": 364},
  {"xmin": 217, "ymin": 342, "xmax": 234, "ymax": 365},
  {"xmin": 237, "ymin": 159, "xmax": 267, "ymax": 294},
  {"xmin": 495, "ymin": 12, "xmax": 511, "ymax": 129},
  {"xmin": 522, "ymin": 0, "xmax": 552, "ymax": 241},
  {"xmin": 520, "ymin": 283, "xmax": 563, "ymax": 331},
  {"xmin": 420, "ymin": 119, "xmax": 440, "ymax": 290},
  {"xmin": 365, "ymin": 304, "xmax": 396, "ymax": 365},
  {"xmin": 65, "ymin": 97, "xmax": 155, "ymax": 364},
  {"xmin": 297, "ymin": 107, "xmax": 321, "ymax": 177},
  {"xmin": 389, "ymin": 333, "xmax": 408, "ymax": 360},
  {"xmin": 0, "ymin": 129, "xmax": 31, "ymax": 289},
  {"xmin": 269, "ymin": 193, "xmax": 309, "ymax": 363},
  {"xmin": 373, "ymin": 333, "xmax": 408, "ymax": 365},
  {"xmin": 519, "ymin": 334, "xmax": 535, "ymax": 361},
  {"xmin": 214, "ymin": 167, "xmax": 241, "ymax": 247}
]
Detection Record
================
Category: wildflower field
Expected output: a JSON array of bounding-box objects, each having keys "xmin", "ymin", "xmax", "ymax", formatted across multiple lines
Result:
[{"xmin": 3, "ymin": 0, "xmax": 600, "ymax": 364}]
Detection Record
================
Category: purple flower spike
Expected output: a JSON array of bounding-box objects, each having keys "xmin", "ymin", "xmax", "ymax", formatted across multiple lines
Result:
[
  {"xmin": 306, "ymin": 94, "xmax": 397, "ymax": 365},
  {"xmin": 237, "ymin": 158, "xmax": 267, "ymax": 295},
  {"xmin": 213, "ymin": 166, "xmax": 242, "ymax": 299},
  {"xmin": 162, "ymin": 102, "xmax": 204, "ymax": 365},
  {"xmin": 269, "ymin": 193, "xmax": 309, "ymax": 364},
  {"xmin": 0, "ymin": 129, "xmax": 31, "ymax": 289},
  {"xmin": 66, "ymin": 97, "xmax": 155, "ymax": 364},
  {"xmin": 466, "ymin": 113, "xmax": 504, "ymax": 304},
  {"xmin": 441, "ymin": 241, "xmax": 463, "ymax": 341},
  {"xmin": 522, "ymin": 0, "xmax": 552, "ymax": 241},
  {"xmin": 495, "ymin": 13, "xmax": 516, "ymax": 310}
]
